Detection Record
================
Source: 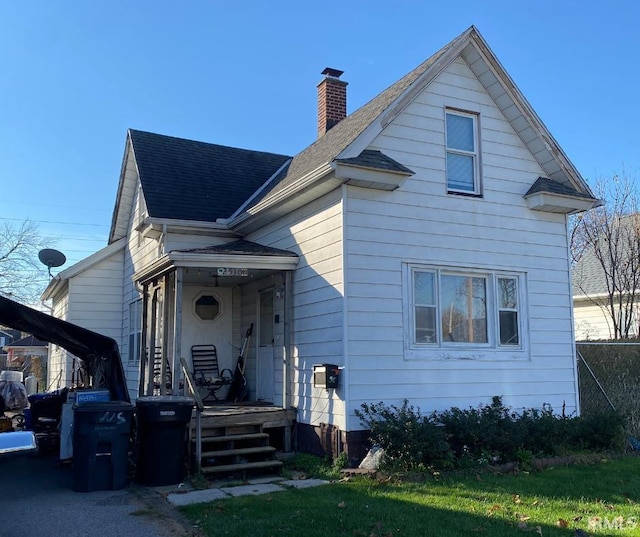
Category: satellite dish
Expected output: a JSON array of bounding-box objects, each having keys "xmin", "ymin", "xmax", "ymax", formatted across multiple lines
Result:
[{"xmin": 38, "ymin": 248, "xmax": 66, "ymax": 278}]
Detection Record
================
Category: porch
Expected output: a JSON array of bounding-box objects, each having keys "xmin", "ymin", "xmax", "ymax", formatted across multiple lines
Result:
[
  {"xmin": 192, "ymin": 403, "xmax": 297, "ymax": 475},
  {"xmin": 133, "ymin": 240, "xmax": 299, "ymax": 408},
  {"xmin": 179, "ymin": 348, "xmax": 296, "ymax": 476}
]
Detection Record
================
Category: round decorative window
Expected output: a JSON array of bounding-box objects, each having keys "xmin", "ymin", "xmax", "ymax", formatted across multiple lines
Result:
[{"xmin": 195, "ymin": 294, "xmax": 220, "ymax": 321}]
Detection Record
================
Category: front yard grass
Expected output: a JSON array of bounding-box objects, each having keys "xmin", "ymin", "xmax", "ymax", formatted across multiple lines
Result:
[{"xmin": 179, "ymin": 456, "xmax": 640, "ymax": 536}]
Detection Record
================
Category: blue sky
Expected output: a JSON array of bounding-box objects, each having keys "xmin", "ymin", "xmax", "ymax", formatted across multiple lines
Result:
[{"xmin": 1, "ymin": 1, "xmax": 638, "ymax": 289}]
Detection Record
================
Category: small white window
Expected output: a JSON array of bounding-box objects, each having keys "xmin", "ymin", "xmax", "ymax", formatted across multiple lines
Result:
[
  {"xmin": 128, "ymin": 299, "xmax": 142, "ymax": 362},
  {"xmin": 446, "ymin": 110, "xmax": 480, "ymax": 194}
]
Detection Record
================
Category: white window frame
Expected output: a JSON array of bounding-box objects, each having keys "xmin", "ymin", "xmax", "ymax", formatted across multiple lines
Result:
[
  {"xmin": 404, "ymin": 264, "xmax": 528, "ymax": 360},
  {"xmin": 128, "ymin": 298, "xmax": 143, "ymax": 362},
  {"xmin": 445, "ymin": 109, "xmax": 481, "ymax": 195}
]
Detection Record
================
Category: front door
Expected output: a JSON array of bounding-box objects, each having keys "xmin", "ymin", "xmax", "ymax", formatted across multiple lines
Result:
[{"xmin": 256, "ymin": 289, "xmax": 274, "ymax": 402}]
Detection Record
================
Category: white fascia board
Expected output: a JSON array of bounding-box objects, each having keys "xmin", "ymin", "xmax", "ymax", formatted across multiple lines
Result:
[
  {"xmin": 109, "ymin": 137, "xmax": 138, "ymax": 243},
  {"xmin": 525, "ymin": 191, "xmax": 598, "ymax": 214},
  {"xmin": 337, "ymin": 43, "xmax": 464, "ymax": 161},
  {"xmin": 140, "ymin": 218, "xmax": 239, "ymax": 238},
  {"xmin": 169, "ymin": 252, "xmax": 299, "ymax": 270},
  {"xmin": 469, "ymin": 33, "xmax": 594, "ymax": 199},
  {"xmin": 41, "ymin": 238, "xmax": 126, "ymax": 301},
  {"xmin": 133, "ymin": 252, "xmax": 299, "ymax": 284},
  {"xmin": 227, "ymin": 158, "xmax": 293, "ymax": 222},
  {"xmin": 334, "ymin": 162, "xmax": 412, "ymax": 191},
  {"xmin": 228, "ymin": 163, "xmax": 334, "ymax": 228}
]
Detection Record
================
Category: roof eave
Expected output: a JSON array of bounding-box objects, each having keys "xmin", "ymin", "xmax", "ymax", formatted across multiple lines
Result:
[
  {"xmin": 334, "ymin": 161, "xmax": 414, "ymax": 191},
  {"xmin": 524, "ymin": 191, "xmax": 600, "ymax": 214},
  {"xmin": 468, "ymin": 31, "xmax": 594, "ymax": 199},
  {"xmin": 228, "ymin": 162, "xmax": 335, "ymax": 230},
  {"xmin": 41, "ymin": 238, "xmax": 126, "ymax": 301},
  {"xmin": 133, "ymin": 251, "xmax": 299, "ymax": 285}
]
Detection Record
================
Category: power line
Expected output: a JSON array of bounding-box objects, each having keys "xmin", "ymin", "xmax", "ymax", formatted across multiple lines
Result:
[
  {"xmin": 0, "ymin": 199, "xmax": 112, "ymax": 213},
  {"xmin": 0, "ymin": 216, "xmax": 109, "ymax": 228}
]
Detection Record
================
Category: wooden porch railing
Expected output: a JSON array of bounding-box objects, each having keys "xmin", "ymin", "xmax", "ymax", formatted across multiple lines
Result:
[{"xmin": 180, "ymin": 357, "xmax": 204, "ymax": 473}]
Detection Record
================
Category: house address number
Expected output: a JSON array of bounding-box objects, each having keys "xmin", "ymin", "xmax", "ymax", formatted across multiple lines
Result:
[{"xmin": 217, "ymin": 268, "xmax": 249, "ymax": 277}]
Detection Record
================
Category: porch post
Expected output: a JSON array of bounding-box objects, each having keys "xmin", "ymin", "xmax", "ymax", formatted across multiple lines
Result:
[
  {"xmin": 138, "ymin": 282, "xmax": 149, "ymax": 397},
  {"xmin": 172, "ymin": 267, "xmax": 183, "ymax": 394},
  {"xmin": 160, "ymin": 273, "xmax": 171, "ymax": 395},
  {"xmin": 146, "ymin": 286, "xmax": 159, "ymax": 396}
]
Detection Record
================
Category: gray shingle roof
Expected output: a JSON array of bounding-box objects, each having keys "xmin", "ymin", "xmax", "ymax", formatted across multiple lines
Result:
[
  {"xmin": 335, "ymin": 150, "xmax": 414, "ymax": 174},
  {"xmin": 248, "ymin": 32, "xmax": 468, "ymax": 207},
  {"xmin": 526, "ymin": 177, "xmax": 595, "ymax": 200},
  {"xmin": 176, "ymin": 239, "xmax": 298, "ymax": 257},
  {"xmin": 129, "ymin": 130, "xmax": 291, "ymax": 222}
]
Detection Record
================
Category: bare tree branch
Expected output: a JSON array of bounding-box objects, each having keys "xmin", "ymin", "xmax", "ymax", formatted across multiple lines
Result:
[
  {"xmin": 0, "ymin": 220, "xmax": 51, "ymax": 304},
  {"xmin": 571, "ymin": 169, "xmax": 640, "ymax": 339}
]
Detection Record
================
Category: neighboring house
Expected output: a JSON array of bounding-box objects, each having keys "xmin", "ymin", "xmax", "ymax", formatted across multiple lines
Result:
[
  {"xmin": 3, "ymin": 335, "xmax": 48, "ymax": 389},
  {"xmin": 42, "ymin": 26, "xmax": 598, "ymax": 460},
  {"xmin": 572, "ymin": 215, "xmax": 640, "ymax": 340}
]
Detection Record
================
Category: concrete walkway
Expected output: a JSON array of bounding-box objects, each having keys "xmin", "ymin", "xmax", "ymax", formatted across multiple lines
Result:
[{"xmin": 166, "ymin": 477, "xmax": 330, "ymax": 507}]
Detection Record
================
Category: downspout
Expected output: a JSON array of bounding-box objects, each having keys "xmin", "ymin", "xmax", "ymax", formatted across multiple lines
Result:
[
  {"xmin": 159, "ymin": 223, "xmax": 168, "ymax": 256},
  {"xmin": 283, "ymin": 270, "xmax": 293, "ymax": 409},
  {"xmin": 341, "ymin": 184, "xmax": 350, "ymax": 440},
  {"xmin": 566, "ymin": 213, "xmax": 581, "ymax": 416}
]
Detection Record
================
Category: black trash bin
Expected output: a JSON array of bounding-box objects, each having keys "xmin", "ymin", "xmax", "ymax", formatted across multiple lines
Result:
[
  {"xmin": 136, "ymin": 396, "xmax": 194, "ymax": 486},
  {"xmin": 72, "ymin": 401, "xmax": 134, "ymax": 492}
]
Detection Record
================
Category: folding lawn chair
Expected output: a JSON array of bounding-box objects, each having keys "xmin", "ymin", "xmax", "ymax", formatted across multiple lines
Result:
[{"xmin": 191, "ymin": 345, "xmax": 233, "ymax": 401}]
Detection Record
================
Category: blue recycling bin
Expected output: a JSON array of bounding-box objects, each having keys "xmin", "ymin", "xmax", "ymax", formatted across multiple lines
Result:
[{"xmin": 72, "ymin": 401, "xmax": 134, "ymax": 492}]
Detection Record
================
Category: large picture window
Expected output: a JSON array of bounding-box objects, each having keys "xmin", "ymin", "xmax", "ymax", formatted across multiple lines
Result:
[
  {"xmin": 410, "ymin": 266, "xmax": 523, "ymax": 350},
  {"xmin": 446, "ymin": 109, "xmax": 480, "ymax": 194}
]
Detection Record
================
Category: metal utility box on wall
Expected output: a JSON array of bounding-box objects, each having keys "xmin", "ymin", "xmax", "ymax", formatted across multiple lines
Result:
[{"xmin": 313, "ymin": 364, "xmax": 340, "ymax": 389}]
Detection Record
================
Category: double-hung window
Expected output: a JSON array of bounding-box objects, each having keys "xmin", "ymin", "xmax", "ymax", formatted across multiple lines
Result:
[
  {"xmin": 446, "ymin": 109, "xmax": 480, "ymax": 194},
  {"xmin": 410, "ymin": 266, "xmax": 523, "ymax": 351},
  {"xmin": 128, "ymin": 299, "xmax": 142, "ymax": 362}
]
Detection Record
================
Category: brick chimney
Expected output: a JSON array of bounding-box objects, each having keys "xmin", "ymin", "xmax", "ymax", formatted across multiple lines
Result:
[{"xmin": 317, "ymin": 67, "xmax": 347, "ymax": 138}]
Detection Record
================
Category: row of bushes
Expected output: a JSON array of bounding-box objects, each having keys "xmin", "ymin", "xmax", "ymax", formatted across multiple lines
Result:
[{"xmin": 355, "ymin": 396, "xmax": 627, "ymax": 470}]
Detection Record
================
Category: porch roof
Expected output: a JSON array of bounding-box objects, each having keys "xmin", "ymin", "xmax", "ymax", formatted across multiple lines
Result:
[{"xmin": 134, "ymin": 240, "xmax": 299, "ymax": 285}]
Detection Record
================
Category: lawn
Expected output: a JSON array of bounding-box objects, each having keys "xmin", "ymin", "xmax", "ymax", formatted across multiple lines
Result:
[{"xmin": 180, "ymin": 457, "xmax": 640, "ymax": 537}]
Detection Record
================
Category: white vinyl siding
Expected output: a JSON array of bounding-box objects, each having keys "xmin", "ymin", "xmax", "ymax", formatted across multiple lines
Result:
[
  {"xmin": 344, "ymin": 56, "xmax": 577, "ymax": 428},
  {"xmin": 246, "ymin": 189, "xmax": 346, "ymax": 429}
]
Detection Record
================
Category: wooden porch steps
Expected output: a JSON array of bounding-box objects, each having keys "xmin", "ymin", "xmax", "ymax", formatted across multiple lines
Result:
[
  {"xmin": 193, "ymin": 422, "xmax": 282, "ymax": 477},
  {"xmin": 200, "ymin": 460, "xmax": 283, "ymax": 475}
]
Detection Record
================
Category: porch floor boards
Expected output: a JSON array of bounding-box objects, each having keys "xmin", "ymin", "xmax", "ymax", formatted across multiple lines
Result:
[{"xmin": 196, "ymin": 403, "xmax": 297, "ymax": 429}]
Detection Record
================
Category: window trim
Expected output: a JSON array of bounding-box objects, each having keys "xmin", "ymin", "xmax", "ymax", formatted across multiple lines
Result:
[
  {"xmin": 445, "ymin": 108, "xmax": 481, "ymax": 195},
  {"xmin": 128, "ymin": 298, "xmax": 143, "ymax": 363},
  {"xmin": 404, "ymin": 263, "xmax": 528, "ymax": 360}
]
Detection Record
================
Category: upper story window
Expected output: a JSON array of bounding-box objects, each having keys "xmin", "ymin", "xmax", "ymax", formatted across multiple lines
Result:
[
  {"xmin": 408, "ymin": 265, "xmax": 525, "ymax": 355},
  {"xmin": 445, "ymin": 109, "xmax": 480, "ymax": 195}
]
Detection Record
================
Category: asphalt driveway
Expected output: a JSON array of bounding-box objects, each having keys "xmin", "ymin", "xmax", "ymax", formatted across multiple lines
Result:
[{"xmin": 0, "ymin": 452, "xmax": 197, "ymax": 537}]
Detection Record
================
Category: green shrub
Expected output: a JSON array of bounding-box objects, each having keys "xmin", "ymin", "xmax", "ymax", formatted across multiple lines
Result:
[
  {"xmin": 356, "ymin": 397, "xmax": 627, "ymax": 471},
  {"xmin": 355, "ymin": 400, "xmax": 452, "ymax": 470}
]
